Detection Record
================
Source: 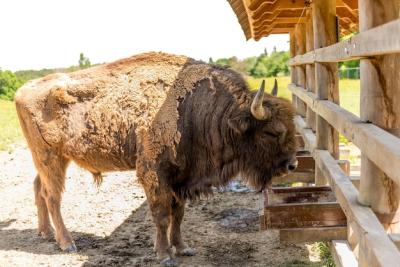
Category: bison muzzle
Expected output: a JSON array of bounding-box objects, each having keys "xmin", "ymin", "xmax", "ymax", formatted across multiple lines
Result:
[{"xmin": 15, "ymin": 52, "xmax": 297, "ymax": 266}]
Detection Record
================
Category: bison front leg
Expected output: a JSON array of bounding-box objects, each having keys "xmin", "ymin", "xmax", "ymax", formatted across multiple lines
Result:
[
  {"xmin": 169, "ymin": 198, "xmax": 196, "ymax": 256},
  {"xmin": 144, "ymin": 188, "xmax": 177, "ymax": 266}
]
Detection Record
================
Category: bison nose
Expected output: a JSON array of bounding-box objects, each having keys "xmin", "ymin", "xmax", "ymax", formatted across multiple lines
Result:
[{"xmin": 287, "ymin": 159, "xmax": 298, "ymax": 172}]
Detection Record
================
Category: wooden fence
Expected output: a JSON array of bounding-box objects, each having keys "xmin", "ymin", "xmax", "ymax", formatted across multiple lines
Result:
[{"xmin": 288, "ymin": 1, "xmax": 400, "ymax": 266}]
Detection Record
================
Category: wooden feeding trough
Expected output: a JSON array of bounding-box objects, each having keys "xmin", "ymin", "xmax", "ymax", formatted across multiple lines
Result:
[
  {"xmin": 260, "ymin": 186, "xmax": 347, "ymax": 242},
  {"xmin": 263, "ymin": 144, "xmax": 347, "ymax": 243}
]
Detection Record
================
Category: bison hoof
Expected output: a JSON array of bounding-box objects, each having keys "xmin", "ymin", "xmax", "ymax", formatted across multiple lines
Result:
[
  {"xmin": 62, "ymin": 243, "xmax": 77, "ymax": 253},
  {"xmin": 176, "ymin": 247, "xmax": 196, "ymax": 256},
  {"xmin": 161, "ymin": 257, "xmax": 179, "ymax": 267},
  {"xmin": 39, "ymin": 229, "xmax": 54, "ymax": 240}
]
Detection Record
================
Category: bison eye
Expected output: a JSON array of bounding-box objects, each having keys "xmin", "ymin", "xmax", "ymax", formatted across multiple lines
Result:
[{"xmin": 262, "ymin": 130, "xmax": 279, "ymax": 139}]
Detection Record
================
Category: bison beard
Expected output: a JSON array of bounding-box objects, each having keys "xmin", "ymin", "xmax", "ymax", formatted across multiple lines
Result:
[{"xmin": 14, "ymin": 52, "xmax": 297, "ymax": 266}]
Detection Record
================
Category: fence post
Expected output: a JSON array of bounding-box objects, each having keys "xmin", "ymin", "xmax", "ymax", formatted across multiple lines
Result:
[
  {"xmin": 357, "ymin": 0, "xmax": 400, "ymax": 236},
  {"xmin": 290, "ymin": 31, "xmax": 298, "ymax": 112},
  {"xmin": 312, "ymin": 0, "xmax": 339, "ymax": 186},
  {"xmin": 294, "ymin": 23, "xmax": 307, "ymax": 118},
  {"xmin": 305, "ymin": 9, "xmax": 316, "ymax": 131}
]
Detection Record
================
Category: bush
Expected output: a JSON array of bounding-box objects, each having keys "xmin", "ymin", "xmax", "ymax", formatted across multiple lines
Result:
[{"xmin": 0, "ymin": 70, "xmax": 23, "ymax": 100}]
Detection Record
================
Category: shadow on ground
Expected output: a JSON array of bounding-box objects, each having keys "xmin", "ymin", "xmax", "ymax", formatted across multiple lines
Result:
[{"xmin": 1, "ymin": 193, "xmax": 318, "ymax": 267}]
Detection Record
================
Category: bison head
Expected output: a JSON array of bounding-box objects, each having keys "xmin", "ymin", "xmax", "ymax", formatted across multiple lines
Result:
[{"xmin": 227, "ymin": 79, "xmax": 298, "ymax": 191}]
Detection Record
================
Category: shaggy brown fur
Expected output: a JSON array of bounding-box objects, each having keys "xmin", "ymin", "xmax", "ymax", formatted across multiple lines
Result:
[{"xmin": 15, "ymin": 52, "xmax": 297, "ymax": 266}]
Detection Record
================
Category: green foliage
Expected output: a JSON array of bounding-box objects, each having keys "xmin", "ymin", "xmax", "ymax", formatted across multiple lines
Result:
[
  {"xmin": 79, "ymin": 53, "xmax": 91, "ymax": 69},
  {"xmin": 0, "ymin": 70, "xmax": 23, "ymax": 100},
  {"xmin": 213, "ymin": 48, "xmax": 289, "ymax": 78},
  {"xmin": 250, "ymin": 49, "xmax": 289, "ymax": 78},
  {"xmin": 315, "ymin": 242, "xmax": 335, "ymax": 267},
  {"xmin": 15, "ymin": 68, "xmax": 57, "ymax": 84},
  {"xmin": 339, "ymin": 60, "xmax": 360, "ymax": 79}
]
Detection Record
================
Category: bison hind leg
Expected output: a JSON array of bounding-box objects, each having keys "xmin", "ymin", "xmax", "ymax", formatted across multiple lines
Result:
[
  {"xmin": 31, "ymin": 148, "xmax": 76, "ymax": 252},
  {"xmin": 34, "ymin": 174, "xmax": 54, "ymax": 240}
]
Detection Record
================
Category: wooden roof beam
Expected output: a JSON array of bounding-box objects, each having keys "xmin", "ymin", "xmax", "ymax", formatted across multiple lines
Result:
[
  {"xmin": 253, "ymin": 17, "xmax": 306, "ymax": 32},
  {"xmin": 254, "ymin": 22, "xmax": 305, "ymax": 36},
  {"xmin": 251, "ymin": 0, "xmax": 307, "ymax": 20},
  {"xmin": 336, "ymin": 6, "xmax": 358, "ymax": 25}
]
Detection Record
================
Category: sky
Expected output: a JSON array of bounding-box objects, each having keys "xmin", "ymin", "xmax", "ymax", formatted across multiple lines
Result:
[{"xmin": 1, "ymin": 0, "xmax": 289, "ymax": 71}]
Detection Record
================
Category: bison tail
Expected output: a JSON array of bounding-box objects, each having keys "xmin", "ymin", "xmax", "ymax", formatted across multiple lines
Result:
[{"xmin": 92, "ymin": 172, "xmax": 103, "ymax": 187}]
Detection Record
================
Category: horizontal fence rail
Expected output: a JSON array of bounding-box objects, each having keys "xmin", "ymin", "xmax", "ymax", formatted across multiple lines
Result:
[
  {"xmin": 295, "ymin": 116, "xmax": 400, "ymax": 267},
  {"xmin": 289, "ymin": 19, "xmax": 400, "ymax": 66},
  {"xmin": 289, "ymin": 84, "xmax": 400, "ymax": 188}
]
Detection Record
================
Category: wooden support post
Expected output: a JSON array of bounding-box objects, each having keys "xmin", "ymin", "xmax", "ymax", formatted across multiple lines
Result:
[
  {"xmin": 305, "ymin": 9, "xmax": 316, "ymax": 131},
  {"xmin": 290, "ymin": 31, "xmax": 298, "ymax": 111},
  {"xmin": 294, "ymin": 24, "xmax": 307, "ymax": 117},
  {"xmin": 312, "ymin": 0, "xmax": 339, "ymax": 185},
  {"xmin": 358, "ymin": 0, "xmax": 400, "ymax": 233}
]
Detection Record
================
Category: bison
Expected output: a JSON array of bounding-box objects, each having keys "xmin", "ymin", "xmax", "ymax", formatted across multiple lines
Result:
[{"xmin": 15, "ymin": 52, "xmax": 297, "ymax": 266}]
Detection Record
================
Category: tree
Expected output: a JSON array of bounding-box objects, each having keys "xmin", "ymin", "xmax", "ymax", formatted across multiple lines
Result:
[
  {"xmin": 79, "ymin": 53, "xmax": 91, "ymax": 69},
  {"xmin": 0, "ymin": 69, "xmax": 23, "ymax": 100},
  {"xmin": 250, "ymin": 54, "xmax": 269, "ymax": 77}
]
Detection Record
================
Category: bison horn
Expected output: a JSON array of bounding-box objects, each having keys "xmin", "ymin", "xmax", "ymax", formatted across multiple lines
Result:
[
  {"xmin": 271, "ymin": 78, "xmax": 278, "ymax": 96},
  {"xmin": 251, "ymin": 80, "xmax": 270, "ymax": 120}
]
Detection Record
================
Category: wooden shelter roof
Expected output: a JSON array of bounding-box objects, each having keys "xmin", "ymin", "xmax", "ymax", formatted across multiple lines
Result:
[{"xmin": 228, "ymin": 0, "xmax": 358, "ymax": 40}]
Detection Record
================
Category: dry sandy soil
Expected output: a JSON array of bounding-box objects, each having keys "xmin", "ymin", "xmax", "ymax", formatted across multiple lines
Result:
[{"xmin": 0, "ymin": 143, "xmax": 322, "ymax": 267}]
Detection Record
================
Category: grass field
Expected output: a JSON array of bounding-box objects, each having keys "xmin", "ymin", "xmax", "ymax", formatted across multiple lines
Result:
[
  {"xmin": 0, "ymin": 77, "xmax": 360, "ymax": 151},
  {"xmin": 247, "ymin": 76, "xmax": 360, "ymax": 116},
  {"xmin": 0, "ymin": 99, "xmax": 23, "ymax": 150}
]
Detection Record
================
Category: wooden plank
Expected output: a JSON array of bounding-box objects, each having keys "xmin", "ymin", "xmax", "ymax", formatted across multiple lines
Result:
[
  {"xmin": 280, "ymin": 227, "xmax": 347, "ymax": 243},
  {"xmin": 272, "ymin": 171, "xmax": 314, "ymax": 184},
  {"xmin": 288, "ymin": 19, "xmax": 400, "ymax": 66},
  {"xmin": 294, "ymin": 116, "xmax": 316, "ymax": 153},
  {"xmin": 288, "ymin": 51, "xmax": 315, "ymax": 66},
  {"xmin": 389, "ymin": 233, "xmax": 400, "ymax": 250},
  {"xmin": 338, "ymin": 160, "xmax": 350, "ymax": 176},
  {"xmin": 296, "ymin": 155, "xmax": 315, "ymax": 172},
  {"xmin": 294, "ymin": 116, "xmax": 360, "ymax": 190},
  {"xmin": 264, "ymin": 202, "xmax": 346, "ymax": 229},
  {"xmin": 267, "ymin": 186, "xmax": 336, "ymax": 205},
  {"xmin": 315, "ymin": 149, "xmax": 400, "ymax": 267},
  {"xmin": 330, "ymin": 240, "xmax": 358, "ymax": 267},
  {"xmin": 289, "ymin": 84, "xmax": 400, "ymax": 188},
  {"xmin": 350, "ymin": 176, "xmax": 360, "ymax": 190}
]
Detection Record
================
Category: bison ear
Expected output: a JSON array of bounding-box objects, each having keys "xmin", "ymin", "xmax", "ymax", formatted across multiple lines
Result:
[{"xmin": 228, "ymin": 114, "xmax": 251, "ymax": 134}]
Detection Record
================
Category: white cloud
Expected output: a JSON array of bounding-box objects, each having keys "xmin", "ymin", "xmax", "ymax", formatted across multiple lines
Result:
[{"xmin": 0, "ymin": 0, "xmax": 288, "ymax": 71}]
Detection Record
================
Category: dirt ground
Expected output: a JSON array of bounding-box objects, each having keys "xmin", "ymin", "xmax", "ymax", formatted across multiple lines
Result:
[{"xmin": 0, "ymin": 143, "xmax": 322, "ymax": 267}]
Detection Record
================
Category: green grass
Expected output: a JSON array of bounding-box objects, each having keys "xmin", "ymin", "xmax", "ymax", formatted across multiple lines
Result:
[
  {"xmin": 247, "ymin": 76, "xmax": 292, "ymax": 100},
  {"xmin": 338, "ymin": 79, "xmax": 360, "ymax": 116},
  {"xmin": 0, "ymin": 99, "xmax": 23, "ymax": 150},
  {"xmin": 247, "ymin": 77, "xmax": 360, "ymax": 116}
]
